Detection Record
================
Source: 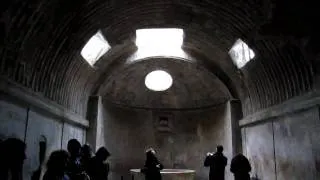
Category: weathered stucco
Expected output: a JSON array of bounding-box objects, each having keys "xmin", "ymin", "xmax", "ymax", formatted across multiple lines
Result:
[
  {"xmin": 242, "ymin": 123, "xmax": 276, "ymax": 180},
  {"xmin": 102, "ymin": 102, "xmax": 234, "ymax": 180},
  {"xmin": 100, "ymin": 58, "xmax": 231, "ymax": 109},
  {"xmin": 273, "ymin": 108, "xmax": 320, "ymax": 180},
  {"xmin": 241, "ymin": 106, "xmax": 320, "ymax": 180},
  {"xmin": 0, "ymin": 95, "xmax": 86, "ymax": 180},
  {"xmin": 1, "ymin": 2, "xmax": 320, "ymax": 180}
]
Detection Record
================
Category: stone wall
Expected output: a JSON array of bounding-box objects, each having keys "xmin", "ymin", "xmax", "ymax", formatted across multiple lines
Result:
[
  {"xmin": 102, "ymin": 101, "xmax": 236, "ymax": 180},
  {"xmin": 0, "ymin": 95, "xmax": 86, "ymax": 180},
  {"xmin": 240, "ymin": 92, "xmax": 320, "ymax": 180}
]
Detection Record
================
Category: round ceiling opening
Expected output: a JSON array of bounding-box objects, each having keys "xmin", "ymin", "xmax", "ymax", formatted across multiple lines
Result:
[{"xmin": 145, "ymin": 70, "xmax": 173, "ymax": 91}]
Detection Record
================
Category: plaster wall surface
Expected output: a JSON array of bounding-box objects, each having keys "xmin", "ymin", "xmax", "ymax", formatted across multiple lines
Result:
[
  {"xmin": 242, "ymin": 123, "xmax": 276, "ymax": 180},
  {"xmin": 0, "ymin": 99, "xmax": 27, "ymax": 140},
  {"xmin": 273, "ymin": 108, "xmax": 320, "ymax": 180},
  {"xmin": 0, "ymin": 96, "xmax": 86, "ymax": 180},
  {"xmin": 62, "ymin": 123, "xmax": 86, "ymax": 149},
  {"xmin": 241, "ymin": 107, "xmax": 320, "ymax": 180},
  {"xmin": 102, "ymin": 102, "xmax": 234, "ymax": 180},
  {"xmin": 24, "ymin": 110, "xmax": 63, "ymax": 179}
]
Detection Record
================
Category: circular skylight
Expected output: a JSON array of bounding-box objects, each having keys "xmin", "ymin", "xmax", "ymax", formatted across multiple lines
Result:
[{"xmin": 145, "ymin": 70, "xmax": 173, "ymax": 91}]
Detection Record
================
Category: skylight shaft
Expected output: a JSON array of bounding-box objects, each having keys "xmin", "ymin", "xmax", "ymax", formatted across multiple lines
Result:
[
  {"xmin": 136, "ymin": 28, "xmax": 184, "ymax": 48},
  {"xmin": 81, "ymin": 31, "xmax": 111, "ymax": 66},
  {"xmin": 229, "ymin": 39, "xmax": 255, "ymax": 69},
  {"xmin": 135, "ymin": 28, "xmax": 184, "ymax": 57},
  {"xmin": 145, "ymin": 70, "xmax": 173, "ymax": 91}
]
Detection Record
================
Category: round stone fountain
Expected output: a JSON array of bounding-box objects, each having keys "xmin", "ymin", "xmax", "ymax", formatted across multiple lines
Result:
[{"xmin": 130, "ymin": 169, "xmax": 196, "ymax": 180}]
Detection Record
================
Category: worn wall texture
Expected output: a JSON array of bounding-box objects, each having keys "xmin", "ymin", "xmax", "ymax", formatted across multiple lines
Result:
[
  {"xmin": 0, "ymin": 0, "xmax": 318, "ymax": 119},
  {"xmin": 0, "ymin": 96, "xmax": 86, "ymax": 180},
  {"xmin": 102, "ymin": 102, "xmax": 234, "ymax": 180},
  {"xmin": 241, "ymin": 107, "xmax": 320, "ymax": 180}
]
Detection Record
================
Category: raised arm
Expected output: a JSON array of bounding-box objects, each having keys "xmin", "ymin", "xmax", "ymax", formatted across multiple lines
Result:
[{"xmin": 204, "ymin": 155, "xmax": 212, "ymax": 167}]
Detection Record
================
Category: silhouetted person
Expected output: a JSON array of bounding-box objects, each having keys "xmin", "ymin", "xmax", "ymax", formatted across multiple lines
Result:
[
  {"xmin": 230, "ymin": 154, "xmax": 251, "ymax": 180},
  {"xmin": 0, "ymin": 138, "xmax": 26, "ymax": 180},
  {"xmin": 87, "ymin": 147, "xmax": 111, "ymax": 180},
  {"xmin": 66, "ymin": 139, "xmax": 89, "ymax": 180},
  {"xmin": 141, "ymin": 148, "xmax": 163, "ymax": 180},
  {"xmin": 204, "ymin": 145, "xmax": 228, "ymax": 180},
  {"xmin": 43, "ymin": 150, "xmax": 70, "ymax": 180},
  {"xmin": 81, "ymin": 144, "xmax": 92, "ymax": 174}
]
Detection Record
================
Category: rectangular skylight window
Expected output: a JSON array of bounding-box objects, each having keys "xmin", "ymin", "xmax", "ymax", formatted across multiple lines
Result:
[
  {"xmin": 229, "ymin": 39, "xmax": 255, "ymax": 69},
  {"xmin": 135, "ymin": 28, "xmax": 184, "ymax": 57},
  {"xmin": 81, "ymin": 30, "xmax": 111, "ymax": 66}
]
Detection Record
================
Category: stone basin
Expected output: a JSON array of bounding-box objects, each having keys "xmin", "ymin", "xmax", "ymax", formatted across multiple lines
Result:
[{"xmin": 130, "ymin": 169, "xmax": 196, "ymax": 180}]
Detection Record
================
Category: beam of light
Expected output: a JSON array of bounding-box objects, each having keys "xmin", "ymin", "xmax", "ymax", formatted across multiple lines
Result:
[
  {"xmin": 145, "ymin": 70, "xmax": 173, "ymax": 91},
  {"xmin": 229, "ymin": 39, "xmax": 255, "ymax": 69},
  {"xmin": 135, "ymin": 28, "xmax": 184, "ymax": 58},
  {"xmin": 81, "ymin": 31, "xmax": 111, "ymax": 66}
]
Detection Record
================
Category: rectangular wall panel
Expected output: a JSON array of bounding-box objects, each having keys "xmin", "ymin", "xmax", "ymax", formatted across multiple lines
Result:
[
  {"xmin": 244, "ymin": 123, "xmax": 276, "ymax": 180},
  {"xmin": 274, "ymin": 108, "xmax": 320, "ymax": 180},
  {"xmin": 0, "ymin": 100, "xmax": 27, "ymax": 140},
  {"xmin": 23, "ymin": 110, "xmax": 63, "ymax": 180}
]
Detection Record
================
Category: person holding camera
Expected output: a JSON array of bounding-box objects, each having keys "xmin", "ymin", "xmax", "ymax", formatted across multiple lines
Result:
[
  {"xmin": 141, "ymin": 148, "xmax": 163, "ymax": 180},
  {"xmin": 204, "ymin": 145, "xmax": 227, "ymax": 180}
]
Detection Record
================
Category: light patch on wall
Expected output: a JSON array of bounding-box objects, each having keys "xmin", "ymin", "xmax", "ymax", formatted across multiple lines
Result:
[
  {"xmin": 135, "ymin": 28, "xmax": 185, "ymax": 58},
  {"xmin": 229, "ymin": 39, "xmax": 255, "ymax": 69},
  {"xmin": 145, "ymin": 70, "xmax": 173, "ymax": 91},
  {"xmin": 81, "ymin": 31, "xmax": 111, "ymax": 66}
]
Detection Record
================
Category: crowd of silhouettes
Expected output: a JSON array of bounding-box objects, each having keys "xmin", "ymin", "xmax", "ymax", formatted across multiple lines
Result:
[
  {"xmin": 0, "ymin": 137, "xmax": 253, "ymax": 180},
  {"xmin": 140, "ymin": 146, "xmax": 252, "ymax": 180},
  {"xmin": 204, "ymin": 145, "xmax": 252, "ymax": 180},
  {"xmin": 0, "ymin": 138, "xmax": 110, "ymax": 180}
]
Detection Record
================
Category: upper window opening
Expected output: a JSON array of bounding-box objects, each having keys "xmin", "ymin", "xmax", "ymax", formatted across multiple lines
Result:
[
  {"xmin": 81, "ymin": 31, "xmax": 111, "ymax": 66},
  {"xmin": 229, "ymin": 39, "xmax": 255, "ymax": 69},
  {"xmin": 135, "ymin": 28, "xmax": 184, "ymax": 57},
  {"xmin": 145, "ymin": 70, "xmax": 173, "ymax": 91}
]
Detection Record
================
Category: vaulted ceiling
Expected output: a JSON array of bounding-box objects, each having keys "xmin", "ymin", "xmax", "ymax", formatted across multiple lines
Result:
[
  {"xmin": 0, "ymin": 0, "xmax": 318, "ymax": 117},
  {"xmin": 99, "ymin": 58, "xmax": 231, "ymax": 109}
]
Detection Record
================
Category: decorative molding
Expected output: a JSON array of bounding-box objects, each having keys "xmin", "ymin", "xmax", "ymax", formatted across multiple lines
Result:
[
  {"xmin": 240, "ymin": 91, "xmax": 320, "ymax": 127},
  {"xmin": 0, "ymin": 77, "xmax": 89, "ymax": 128},
  {"xmin": 102, "ymin": 98, "xmax": 228, "ymax": 111}
]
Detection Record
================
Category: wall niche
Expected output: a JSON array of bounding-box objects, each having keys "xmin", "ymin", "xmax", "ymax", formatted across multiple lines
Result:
[{"xmin": 153, "ymin": 111, "xmax": 174, "ymax": 133}]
